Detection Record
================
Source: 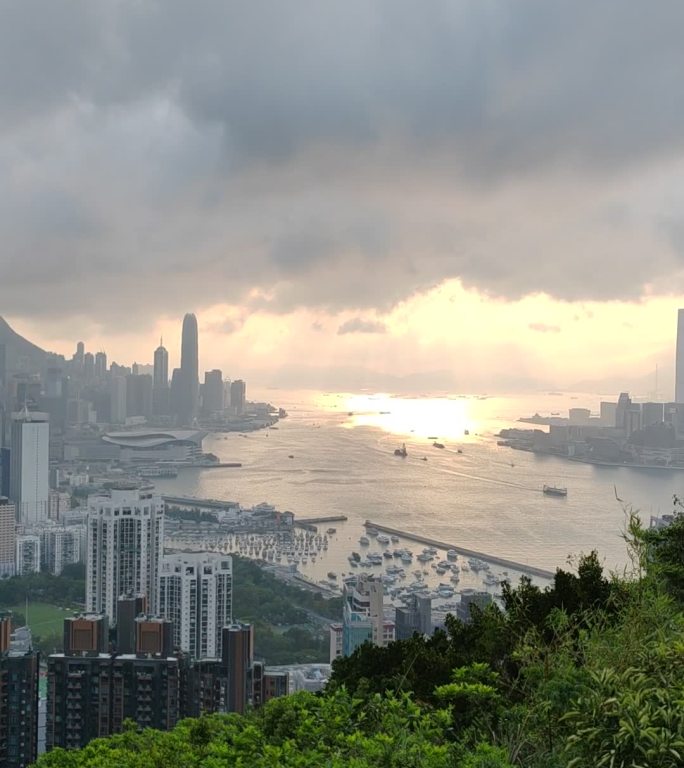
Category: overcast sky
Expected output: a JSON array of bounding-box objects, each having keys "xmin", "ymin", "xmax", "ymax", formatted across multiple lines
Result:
[{"xmin": 2, "ymin": 1, "xmax": 684, "ymax": 394}]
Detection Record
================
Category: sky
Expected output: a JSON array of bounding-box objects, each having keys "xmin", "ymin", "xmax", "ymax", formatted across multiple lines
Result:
[{"xmin": 2, "ymin": 1, "xmax": 684, "ymax": 395}]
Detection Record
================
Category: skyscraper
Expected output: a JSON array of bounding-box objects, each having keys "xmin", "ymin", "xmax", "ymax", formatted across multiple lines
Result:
[
  {"xmin": 202, "ymin": 369, "xmax": 224, "ymax": 415},
  {"xmin": 153, "ymin": 341, "xmax": 169, "ymax": 416},
  {"xmin": 676, "ymin": 309, "xmax": 684, "ymax": 403},
  {"xmin": 0, "ymin": 615, "xmax": 40, "ymax": 768},
  {"xmin": 230, "ymin": 379, "xmax": 246, "ymax": 415},
  {"xmin": 9, "ymin": 410, "xmax": 49, "ymax": 525},
  {"xmin": 86, "ymin": 485, "xmax": 164, "ymax": 624},
  {"xmin": 94, "ymin": 351, "xmax": 108, "ymax": 380},
  {"xmin": 0, "ymin": 498, "xmax": 15, "ymax": 577},
  {"xmin": 159, "ymin": 552, "xmax": 233, "ymax": 659},
  {"xmin": 178, "ymin": 314, "xmax": 199, "ymax": 425}
]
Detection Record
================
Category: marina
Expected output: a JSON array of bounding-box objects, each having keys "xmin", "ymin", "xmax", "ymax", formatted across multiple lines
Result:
[{"xmin": 363, "ymin": 520, "xmax": 555, "ymax": 579}]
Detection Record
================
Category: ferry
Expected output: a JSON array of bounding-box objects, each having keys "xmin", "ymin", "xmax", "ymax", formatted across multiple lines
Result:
[{"xmin": 543, "ymin": 484, "xmax": 568, "ymax": 497}]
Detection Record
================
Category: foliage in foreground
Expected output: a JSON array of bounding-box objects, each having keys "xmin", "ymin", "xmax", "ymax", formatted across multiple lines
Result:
[{"xmin": 33, "ymin": 512, "xmax": 684, "ymax": 768}]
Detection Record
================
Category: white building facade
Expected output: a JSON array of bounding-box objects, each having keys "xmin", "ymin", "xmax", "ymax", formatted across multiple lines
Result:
[
  {"xmin": 86, "ymin": 486, "xmax": 164, "ymax": 624},
  {"xmin": 158, "ymin": 551, "xmax": 233, "ymax": 659},
  {"xmin": 16, "ymin": 534, "xmax": 41, "ymax": 575},
  {"xmin": 10, "ymin": 411, "xmax": 49, "ymax": 525}
]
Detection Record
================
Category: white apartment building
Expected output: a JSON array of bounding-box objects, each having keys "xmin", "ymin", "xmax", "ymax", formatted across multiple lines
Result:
[
  {"xmin": 86, "ymin": 485, "xmax": 164, "ymax": 624},
  {"xmin": 158, "ymin": 551, "xmax": 233, "ymax": 659},
  {"xmin": 16, "ymin": 534, "xmax": 41, "ymax": 575},
  {"xmin": 40, "ymin": 525, "xmax": 84, "ymax": 575},
  {"xmin": 0, "ymin": 498, "xmax": 16, "ymax": 577},
  {"xmin": 10, "ymin": 411, "xmax": 49, "ymax": 525}
]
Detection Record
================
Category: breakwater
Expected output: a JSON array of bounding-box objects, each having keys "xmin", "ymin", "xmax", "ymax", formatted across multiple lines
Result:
[{"xmin": 365, "ymin": 520, "xmax": 554, "ymax": 579}]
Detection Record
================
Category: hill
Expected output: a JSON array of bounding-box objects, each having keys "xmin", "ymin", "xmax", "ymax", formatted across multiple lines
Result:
[{"xmin": 0, "ymin": 315, "xmax": 47, "ymax": 376}]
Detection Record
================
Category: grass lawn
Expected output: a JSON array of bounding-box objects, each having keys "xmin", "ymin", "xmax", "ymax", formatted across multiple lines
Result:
[{"xmin": 7, "ymin": 602, "xmax": 76, "ymax": 637}]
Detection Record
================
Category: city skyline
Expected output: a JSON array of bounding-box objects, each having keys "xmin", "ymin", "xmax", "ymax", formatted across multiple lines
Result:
[{"xmin": 3, "ymin": 4, "xmax": 684, "ymax": 393}]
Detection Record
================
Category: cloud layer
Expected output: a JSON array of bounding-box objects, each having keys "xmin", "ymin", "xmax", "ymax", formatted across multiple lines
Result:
[{"xmin": 2, "ymin": 1, "xmax": 684, "ymax": 333}]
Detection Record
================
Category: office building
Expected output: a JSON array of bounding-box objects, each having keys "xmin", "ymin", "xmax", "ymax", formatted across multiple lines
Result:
[
  {"xmin": 641, "ymin": 402, "xmax": 665, "ymax": 428},
  {"xmin": 86, "ymin": 485, "xmax": 164, "ymax": 624},
  {"xmin": 126, "ymin": 374, "xmax": 153, "ymax": 419},
  {"xmin": 0, "ymin": 615, "xmax": 40, "ymax": 768},
  {"xmin": 333, "ymin": 575, "xmax": 395, "ymax": 659},
  {"xmin": 109, "ymin": 376, "xmax": 127, "ymax": 424},
  {"xmin": 178, "ymin": 314, "xmax": 199, "ymax": 425},
  {"xmin": 676, "ymin": 309, "xmax": 684, "ymax": 403},
  {"xmin": 159, "ymin": 552, "xmax": 233, "ymax": 659},
  {"xmin": 9, "ymin": 410, "xmax": 49, "ymax": 524},
  {"xmin": 395, "ymin": 594, "xmax": 432, "ymax": 640},
  {"xmin": 615, "ymin": 392, "xmax": 632, "ymax": 431},
  {"xmin": 230, "ymin": 379, "xmax": 246, "ymax": 415},
  {"xmin": 202, "ymin": 369, "xmax": 224, "ymax": 415},
  {"xmin": 15, "ymin": 534, "xmax": 40, "ymax": 575},
  {"xmin": 0, "ymin": 497, "xmax": 15, "ymax": 576},
  {"xmin": 599, "ymin": 401, "xmax": 618, "ymax": 427},
  {"xmin": 94, "ymin": 351, "xmax": 108, "ymax": 380},
  {"xmin": 153, "ymin": 341, "xmax": 169, "ymax": 415},
  {"xmin": 47, "ymin": 614, "xmax": 180, "ymax": 751},
  {"xmin": 83, "ymin": 352, "xmax": 95, "ymax": 382}
]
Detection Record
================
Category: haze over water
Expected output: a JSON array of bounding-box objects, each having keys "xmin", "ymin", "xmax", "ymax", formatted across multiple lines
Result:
[{"xmin": 154, "ymin": 391, "xmax": 684, "ymax": 574}]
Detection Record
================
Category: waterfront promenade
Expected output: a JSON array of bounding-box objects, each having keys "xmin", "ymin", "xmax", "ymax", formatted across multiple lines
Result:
[{"xmin": 365, "ymin": 520, "xmax": 555, "ymax": 579}]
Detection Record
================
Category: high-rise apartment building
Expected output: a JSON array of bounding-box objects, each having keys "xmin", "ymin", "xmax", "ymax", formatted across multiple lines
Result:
[
  {"xmin": 395, "ymin": 593, "xmax": 432, "ymax": 640},
  {"xmin": 0, "ymin": 497, "xmax": 15, "ymax": 576},
  {"xmin": 9, "ymin": 410, "xmax": 49, "ymax": 525},
  {"xmin": 41, "ymin": 525, "xmax": 83, "ymax": 575},
  {"xmin": 48, "ymin": 614, "xmax": 180, "ymax": 751},
  {"xmin": 159, "ymin": 552, "xmax": 233, "ymax": 659},
  {"xmin": 222, "ymin": 623, "xmax": 254, "ymax": 714},
  {"xmin": 178, "ymin": 314, "xmax": 199, "ymax": 425},
  {"xmin": 86, "ymin": 485, "xmax": 164, "ymax": 624},
  {"xmin": 0, "ymin": 615, "xmax": 40, "ymax": 768},
  {"xmin": 332, "ymin": 574, "xmax": 395, "ymax": 659},
  {"xmin": 15, "ymin": 534, "xmax": 40, "ymax": 575}
]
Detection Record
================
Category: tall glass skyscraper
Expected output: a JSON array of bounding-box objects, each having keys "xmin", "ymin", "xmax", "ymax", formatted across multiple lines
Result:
[
  {"xmin": 179, "ymin": 314, "xmax": 199, "ymax": 425},
  {"xmin": 676, "ymin": 309, "xmax": 684, "ymax": 403}
]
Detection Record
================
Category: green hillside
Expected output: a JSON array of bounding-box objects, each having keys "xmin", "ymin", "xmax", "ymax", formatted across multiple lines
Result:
[{"xmin": 33, "ymin": 511, "xmax": 684, "ymax": 767}]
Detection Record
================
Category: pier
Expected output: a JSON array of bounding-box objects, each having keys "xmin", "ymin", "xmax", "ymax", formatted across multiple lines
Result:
[
  {"xmin": 364, "ymin": 520, "xmax": 555, "ymax": 580},
  {"xmin": 295, "ymin": 515, "xmax": 348, "ymax": 531},
  {"xmin": 163, "ymin": 495, "xmax": 239, "ymax": 510}
]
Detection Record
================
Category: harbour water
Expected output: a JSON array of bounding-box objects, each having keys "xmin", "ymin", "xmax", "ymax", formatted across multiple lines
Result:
[{"xmin": 154, "ymin": 391, "xmax": 684, "ymax": 586}]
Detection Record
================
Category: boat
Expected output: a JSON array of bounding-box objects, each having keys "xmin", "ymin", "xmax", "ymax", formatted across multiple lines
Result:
[
  {"xmin": 446, "ymin": 549, "xmax": 458, "ymax": 560},
  {"xmin": 394, "ymin": 443, "xmax": 408, "ymax": 457},
  {"xmin": 433, "ymin": 442, "xmax": 445, "ymax": 449},
  {"xmin": 359, "ymin": 536, "xmax": 370, "ymax": 546},
  {"xmin": 327, "ymin": 528, "xmax": 336, "ymax": 534},
  {"xmin": 327, "ymin": 571, "xmax": 337, "ymax": 579},
  {"xmin": 543, "ymin": 484, "xmax": 568, "ymax": 497},
  {"xmin": 376, "ymin": 534, "xmax": 391, "ymax": 544},
  {"xmin": 421, "ymin": 456, "xmax": 428, "ymax": 461},
  {"xmin": 383, "ymin": 551, "xmax": 394, "ymax": 559},
  {"xmin": 350, "ymin": 552, "xmax": 361, "ymax": 561},
  {"xmin": 428, "ymin": 436, "xmax": 439, "ymax": 440},
  {"xmin": 457, "ymin": 449, "xmax": 463, "ymax": 454},
  {"xmin": 417, "ymin": 553, "xmax": 432, "ymax": 562},
  {"xmin": 367, "ymin": 527, "xmax": 379, "ymax": 536},
  {"xmin": 390, "ymin": 535, "xmax": 400, "ymax": 543},
  {"xmin": 288, "ymin": 454, "xmax": 295, "ymax": 459}
]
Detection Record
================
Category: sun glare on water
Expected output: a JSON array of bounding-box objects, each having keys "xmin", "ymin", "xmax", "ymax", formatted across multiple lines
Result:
[{"xmin": 324, "ymin": 393, "xmax": 474, "ymax": 441}]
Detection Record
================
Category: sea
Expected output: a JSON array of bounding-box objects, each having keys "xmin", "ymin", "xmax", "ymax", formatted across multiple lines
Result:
[{"xmin": 153, "ymin": 390, "xmax": 684, "ymax": 590}]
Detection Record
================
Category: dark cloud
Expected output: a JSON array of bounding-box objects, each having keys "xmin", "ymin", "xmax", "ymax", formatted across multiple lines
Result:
[
  {"xmin": 337, "ymin": 318, "xmax": 387, "ymax": 335},
  {"xmin": 1, "ymin": 1, "xmax": 684, "ymax": 329},
  {"xmin": 529, "ymin": 322, "xmax": 561, "ymax": 334}
]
